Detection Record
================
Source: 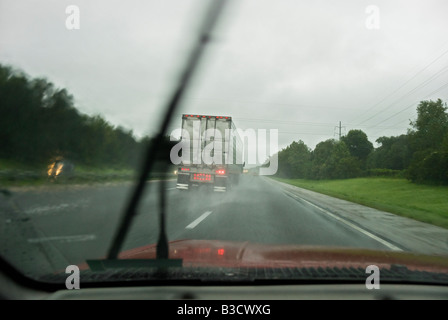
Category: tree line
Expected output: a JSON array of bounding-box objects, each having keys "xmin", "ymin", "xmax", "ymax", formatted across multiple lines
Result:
[
  {"xmin": 2, "ymin": 63, "xmax": 446, "ymax": 183},
  {"xmin": 0, "ymin": 63, "xmax": 172, "ymax": 170},
  {"xmin": 275, "ymin": 99, "xmax": 448, "ymax": 185}
]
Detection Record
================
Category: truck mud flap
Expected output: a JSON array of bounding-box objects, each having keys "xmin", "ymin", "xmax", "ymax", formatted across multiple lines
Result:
[
  {"xmin": 213, "ymin": 186, "xmax": 227, "ymax": 192},
  {"xmin": 176, "ymin": 183, "xmax": 189, "ymax": 190}
]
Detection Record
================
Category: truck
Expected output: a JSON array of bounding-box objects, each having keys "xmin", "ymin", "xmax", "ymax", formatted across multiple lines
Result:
[{"xmin": 175, "ymin": 114, "xmax": 244, "ymax": 192}]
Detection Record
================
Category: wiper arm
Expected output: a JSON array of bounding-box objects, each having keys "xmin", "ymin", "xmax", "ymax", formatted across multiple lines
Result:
[
  {"xmin": 156, "ymin": 172, "xmax": 168, "ymax": 260},
  {"xmin": 88, "ymin": 168, "xmax": 177, "ymax": 272},
  {"xmin": 87, "ymin": 0, "xmax": 229, "ymax": 270}
]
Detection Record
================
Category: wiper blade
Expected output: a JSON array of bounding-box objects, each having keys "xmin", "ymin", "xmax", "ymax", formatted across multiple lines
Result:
[
  {"xmin": 87, "ymin": 0, "xmax": 229, "ymax": 270},
  {"xmin": 88, "ymin": 177, "xmax": 181, "ymax": 272},
  {"xmin": 87, "ymin": 259, "xmax": 182, "ymax": 272}
]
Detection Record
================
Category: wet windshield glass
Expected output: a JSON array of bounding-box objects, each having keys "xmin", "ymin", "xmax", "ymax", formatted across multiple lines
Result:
[{"xmin": 1, "ymin": 0, "xmax": 448, "ymax": 285}]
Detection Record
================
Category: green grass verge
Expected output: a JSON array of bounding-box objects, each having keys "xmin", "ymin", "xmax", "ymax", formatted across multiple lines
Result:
[
  {"xmin": 0, "ymin": 162, "xmax": 176, "ymax": 187},
  {"xmin": 273, "ymin": 177, "xmax": 448, "ymax": 230}
]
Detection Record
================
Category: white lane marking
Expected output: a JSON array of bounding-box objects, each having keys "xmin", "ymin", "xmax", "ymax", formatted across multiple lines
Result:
[
  {"xmin": 25, "ymin": 203, "xmax": 70, "ymax": 214},
  {"xmin": 186, "ymin": 211, "xmax": 213, "ymax": 229},
  {"xmin": 166, "ymin": 187, "xmax": 177, "ymax": 190},
  {"xmin": 148, "ymin": 179, "xmax": 176, "ymax": 182},
  {"xmin": 27, "ymin": 234, "xmax": 96, "ymax": 243},
  {"xmin": 284, "ymin": 191, "xmax": 403, "ymax": 252},
  {"xmin": 24, "ymin": 200, "xmax": 89, "ymax": 216}
]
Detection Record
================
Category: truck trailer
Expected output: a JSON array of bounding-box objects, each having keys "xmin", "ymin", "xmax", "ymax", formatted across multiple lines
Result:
[{"xmin": 175, "ymin": 114, "xmax": 244, "ymax": 192}]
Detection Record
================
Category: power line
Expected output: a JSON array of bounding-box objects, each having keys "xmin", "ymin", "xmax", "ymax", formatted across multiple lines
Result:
[
  {"xmin": 365, "ymin": 93, "xmax": 448, "ymax": 139},
  {"xmin": 366, "ymin": 81, "xmax": 448, "ymax": 129},
  {"xmin": 279, "ymin": 131, "xmax": 334, "ymax": 136},
  {"xmin": 354, "ymin": 65, "xmax": 448, "ymax": 127},
  {"xmin": 349, "ymin": 44, "xmax": 448, "ymax": 125},
  {"xmin": 234, "ymin": 118, "xmax": 335, "ymax": 127},
  {"xmin": 179, "ymin": 97, "xmax": 357, "ymax": 111},
  {"xmin": 234, "ymin": 117, "xmax": 407, "ymax": 130},
  {"xmin": 368, "ymin": 116, "xmax": 413, "ymax": 139}
]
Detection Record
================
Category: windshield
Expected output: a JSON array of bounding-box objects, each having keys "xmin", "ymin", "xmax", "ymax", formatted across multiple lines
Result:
[{"xmin": 1, "ymin": 0, "xmax": 448, "ymax": 289}]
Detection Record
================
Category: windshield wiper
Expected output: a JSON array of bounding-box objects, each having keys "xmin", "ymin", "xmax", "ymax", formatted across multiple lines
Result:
[
  {"xmin": 87, "ymin": 0, "xmax": 229, "ymax": 271},
  {"xmin": 87, "ymin": 170, "xmax": 179, "ymax": 271}
]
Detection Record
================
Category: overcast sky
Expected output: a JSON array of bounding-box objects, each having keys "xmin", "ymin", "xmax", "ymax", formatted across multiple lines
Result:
[{"xmin": 1, "ymin": 0, "xmax": 448, "ymax": 161}]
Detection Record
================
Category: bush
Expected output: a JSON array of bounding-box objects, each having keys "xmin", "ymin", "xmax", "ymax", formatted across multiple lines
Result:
[
  {"xmin": 406, "ymin": 151, "xmax": 448, "ymax": 185},
  {"xmin": 367, "ymin": 168, "xmax": 403, "ymax": 177}
]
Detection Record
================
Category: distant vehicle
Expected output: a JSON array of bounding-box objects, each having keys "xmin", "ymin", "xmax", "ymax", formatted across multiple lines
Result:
[
  {"xmin": 47, "ymin": 157, "xmax": 74, "ymax": 180},
  {"xmin": 248, "ymin": 167, "xmax": 260, "ymax": 176},
  {"xmin": 176, "ymin": 114, "xmax": 244, "ymax": 192}
]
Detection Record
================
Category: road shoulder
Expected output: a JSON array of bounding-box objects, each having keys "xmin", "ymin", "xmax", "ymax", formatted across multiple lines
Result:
[{"xmin": 265, "ymin": 177, "xmax": 448, "ymax": 256}]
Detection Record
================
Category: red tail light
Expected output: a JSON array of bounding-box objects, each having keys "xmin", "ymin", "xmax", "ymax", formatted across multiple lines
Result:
[
  {"xmin": 180, "ymin": 168, "xmax": 190, "ymax": 171},
  {"xmin": 192, "ymin": 173, "xmax": 212, "ymax": 181},
  {"xmin": 216, "ymin": 169, "xmax": 225, "ymax": 175}
]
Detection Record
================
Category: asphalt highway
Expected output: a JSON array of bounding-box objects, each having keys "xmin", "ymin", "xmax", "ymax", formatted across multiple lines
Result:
[{"xmin": 1, "ymin": 175, "xmax": 401, "ymax": 277}]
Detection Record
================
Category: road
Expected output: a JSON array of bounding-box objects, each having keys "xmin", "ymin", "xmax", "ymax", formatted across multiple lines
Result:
[{"xmin": 2, "ymin": 175, "xmax": 411, "ymax": 277}]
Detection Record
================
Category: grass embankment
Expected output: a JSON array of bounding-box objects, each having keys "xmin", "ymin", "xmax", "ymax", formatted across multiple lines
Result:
[
  {"xmin": 0, "ymin": 159, "xmax": 176, "ymax": 187},
  {"xmin": 273, "ymin": 177, "xmax": 448, "ymax": 230}
]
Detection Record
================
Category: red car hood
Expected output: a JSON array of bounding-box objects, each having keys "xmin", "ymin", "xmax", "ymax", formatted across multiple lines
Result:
[{"xmin": 111, "ymin": 239, "xmax": 448, "ymax": 273}]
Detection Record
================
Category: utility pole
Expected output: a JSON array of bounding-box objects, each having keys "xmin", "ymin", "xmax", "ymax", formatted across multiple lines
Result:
[
  {"xmin": 339, "ymin": 121, "xmax": 342, "ymax": 140},
  {"xmin": 334, "ymin": 121, "xmax": 345, "ymax": 140}
]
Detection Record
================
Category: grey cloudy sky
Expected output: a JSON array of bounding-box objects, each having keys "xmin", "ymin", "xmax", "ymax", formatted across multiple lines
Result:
[{"xmin": 1, "ymin": 0, "xmax": 448, "ymax": 159}]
